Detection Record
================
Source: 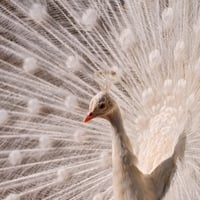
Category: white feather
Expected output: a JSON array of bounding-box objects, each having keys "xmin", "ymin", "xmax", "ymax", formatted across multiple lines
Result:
[{"xmin": 0, "ymin": 0, "xmax": 200, "ymax": 199}]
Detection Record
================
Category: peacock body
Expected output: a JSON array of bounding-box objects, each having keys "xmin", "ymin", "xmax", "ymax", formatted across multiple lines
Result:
[{"xmin": 0, "ymin": 0, "xmax": 200, "ymax": 199}]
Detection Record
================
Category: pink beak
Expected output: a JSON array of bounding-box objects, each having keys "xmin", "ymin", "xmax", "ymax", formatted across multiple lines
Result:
[{"xmin": 83, "ymin": 112, "xmax": 94, "ymax": 123}]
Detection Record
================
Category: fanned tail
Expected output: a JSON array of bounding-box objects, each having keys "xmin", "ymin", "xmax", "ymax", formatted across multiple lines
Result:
[{"xmin": 150, "ymin": 115, "xmax": 191, "ymax": 199}]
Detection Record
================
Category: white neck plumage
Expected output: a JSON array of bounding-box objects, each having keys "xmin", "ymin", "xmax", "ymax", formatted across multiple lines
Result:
[
  {"xmin": 107, "ymin": 106, "xmax": 134, "ymax": 156},
  {"xmin": 107, "ymin": 106, "xmax": 145, "ymax": 200}
]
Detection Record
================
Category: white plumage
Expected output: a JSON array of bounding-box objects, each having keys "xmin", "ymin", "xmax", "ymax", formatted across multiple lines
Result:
[{"xmin": 0, "ymin": 0, "xmax": 200, "ymax": 199}]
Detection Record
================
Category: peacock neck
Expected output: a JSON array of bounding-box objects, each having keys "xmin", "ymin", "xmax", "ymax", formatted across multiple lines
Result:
[
  {"xmin": 108, "ymin": 105, "xmax": 140, "ymax": 200},
  {"xmin": 108, "ymin": 107, "xmax": 125, "ymax": 135},
  {"xmin": 108, "ymin": 106, "xmax": 133, "ymax": 155}
]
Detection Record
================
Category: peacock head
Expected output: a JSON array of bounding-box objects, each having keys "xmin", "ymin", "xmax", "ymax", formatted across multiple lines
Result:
[{"xmin": 83, "ymin": 91, "xmax": 116, "ymax": 122}]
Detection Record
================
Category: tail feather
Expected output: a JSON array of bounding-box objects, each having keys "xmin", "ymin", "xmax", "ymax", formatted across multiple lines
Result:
[
  {"xmin": 173, "ymin": 112, "xmax": 192, "ymax": 161},
  {"xmin": 150, "ymin": 115, "xmax": 191, "ymax": 199},
  {"xmin": 173, "ymin": 131, "xmax": 186, "ymax": 162}
]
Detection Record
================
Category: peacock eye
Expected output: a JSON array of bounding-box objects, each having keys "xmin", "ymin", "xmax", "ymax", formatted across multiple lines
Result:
[{"xmin": 99, "ymin": 102, "xmax": 105, "ymax": 109}]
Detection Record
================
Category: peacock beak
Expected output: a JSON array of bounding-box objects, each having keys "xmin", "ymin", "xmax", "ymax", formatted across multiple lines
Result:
[{"xmin": 83, "ymin": 112, "xmax": 95, "ymax": 122}]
